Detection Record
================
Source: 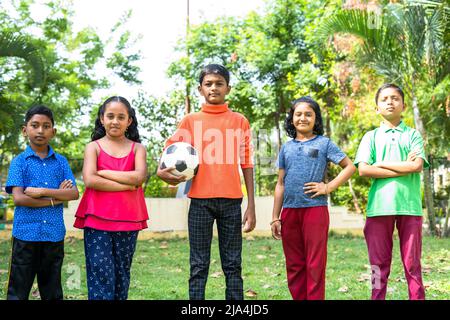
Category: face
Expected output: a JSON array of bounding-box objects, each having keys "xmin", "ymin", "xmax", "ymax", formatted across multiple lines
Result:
[
  {"xmin": 23, "ymin": 114, "xmax": 55, "ymax": 147},
  {"xmin": 376, "ymin": 87, "xmax": 405, "ymax": 121},
  {"xmin": 198, "ymin": 73, "xmax": 231, "ymax": 105},
  {"xmin": 292, "ymin": 102, "xmax": 316, "ymax": 136},
  {"xmin": 100, "ymin": 101, "xmax": 132, "ymax": 138}
]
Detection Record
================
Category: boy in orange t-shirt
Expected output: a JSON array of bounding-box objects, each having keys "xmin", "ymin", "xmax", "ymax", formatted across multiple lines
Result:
[{"xmin": 157, "ymin": 64, "xmax": 256, "ymax": 300}]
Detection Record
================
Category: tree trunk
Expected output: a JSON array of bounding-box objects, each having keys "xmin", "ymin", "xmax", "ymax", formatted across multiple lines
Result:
[
  {"xmin": 0, "ymin": 150, "xmax": 4, "ymax": 190},
  {"xmin": 275, "ymin": 112, "xmax": 281, "ymax": 153},
  {"xmin": 276, "ymin": 93, "xmax": 284, "ymax": 150},
  {"xmin": 411, "ymin": 91, "xmax": 437, "ymax": 236},
  {"xmin": 324, "ymin": 107, "xmax": 331, "ymax": 137},
  {"xmin": 348, "ymin": 178, "xmax": 362, "ymax": 214},
  {"xmin": 256, "ymin": 129, "xmax": 260, "ymax": 196},
  {"xmin": 322, "ymin": 107, "xmax": 332, "ymax": 203},
  {"xmin": 185, "ymin": 94, "xmax": 191, "ymax": 115},
  {"xmin": 423, "ymin": 168, "xmax": 437, "ymax": 235},
  {"xmin": 443, "ymin": 199, "xmax": 449, "ymax": 237}
]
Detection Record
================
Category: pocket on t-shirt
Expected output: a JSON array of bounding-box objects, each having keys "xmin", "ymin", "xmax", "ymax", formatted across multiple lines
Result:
[{"xmin": 305, "ymin": 147, "xmax": 319, "ymax": 158}]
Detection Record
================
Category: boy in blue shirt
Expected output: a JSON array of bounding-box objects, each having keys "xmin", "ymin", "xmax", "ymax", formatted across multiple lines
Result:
[{"xmin": 5, "ymin": 105, "xmax": 79, "ymax": 300}]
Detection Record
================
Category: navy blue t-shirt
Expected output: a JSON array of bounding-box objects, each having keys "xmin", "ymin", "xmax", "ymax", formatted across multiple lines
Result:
[{"xmin": 277, "ymin": 135, "xmax": 346, "ymax": 208}]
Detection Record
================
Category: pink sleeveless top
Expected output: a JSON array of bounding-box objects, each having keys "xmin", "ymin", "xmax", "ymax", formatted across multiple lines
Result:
[{"xmin": 74, "ymin": 141, "xmax": 148, "ymax": 231}]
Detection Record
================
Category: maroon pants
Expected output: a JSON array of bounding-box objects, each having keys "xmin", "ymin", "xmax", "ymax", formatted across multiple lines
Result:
[
  {"xmin": 364, "ymin": 215, "xmax": 425, "ymax": 300},
  {"xmin": 280, "ymin": 206, "xmax": 329, "ymax": 300}
]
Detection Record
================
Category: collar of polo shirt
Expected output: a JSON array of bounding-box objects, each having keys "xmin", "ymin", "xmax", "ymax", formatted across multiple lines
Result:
[{"xmin": 380, "ymin": 120, "xmax": 406, "ymax": 133}]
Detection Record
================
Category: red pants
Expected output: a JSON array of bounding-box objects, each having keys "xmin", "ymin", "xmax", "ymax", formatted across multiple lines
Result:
[
  {"xmin": 280, "ymin": 206, "xmax": 329, "ymax": 300},
  {"xmin": 364, "ymin": 215, "xmax": 425, "ymax": 300}
]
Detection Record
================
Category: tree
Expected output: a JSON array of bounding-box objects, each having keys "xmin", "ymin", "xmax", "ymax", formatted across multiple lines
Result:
[
  {"xmin": 0, "ymin": 31, "xmax": 45, "ymax": 89},
  {"xmin": 319, "ymin": 0, "xmax": 450, "ymax": 235},
  {"xmin": 151, "ymin": 0, "xmax": 368, "ymax": 202},
  {"xmin": 133, "ymin": 89, "xmax": 186, "ymax": 197},
  {"xmin": 165, "ymin": 0, "xmax": 319, "ymax": 195},
  {"xmin": 0, "ymin": 0, "xmax": 142, "ymax": 184},
  {"xmin": 0, "ymin": 30, "xmax": 46, "ymax": 152}
]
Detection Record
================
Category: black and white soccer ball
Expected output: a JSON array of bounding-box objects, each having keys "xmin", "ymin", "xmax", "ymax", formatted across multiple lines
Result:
[{"xmin": 160, "ymin": 142, "xmax": 199, "ymax": 181}]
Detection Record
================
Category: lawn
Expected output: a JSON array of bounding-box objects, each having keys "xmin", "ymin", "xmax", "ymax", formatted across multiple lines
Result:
[{"xmin": 0, "ymin": 233, "xmax": 448, "ymax": 300}]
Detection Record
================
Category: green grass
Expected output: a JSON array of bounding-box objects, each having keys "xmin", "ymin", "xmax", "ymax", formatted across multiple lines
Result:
[{"xmin": 0, "ymin": 234, "xmax": 448, "ymax": 300}]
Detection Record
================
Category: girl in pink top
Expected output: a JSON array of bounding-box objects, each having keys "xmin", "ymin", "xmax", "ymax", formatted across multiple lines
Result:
[{"xmin": 75, "ymin": 96, "xmax": 148, "ymax": 300}]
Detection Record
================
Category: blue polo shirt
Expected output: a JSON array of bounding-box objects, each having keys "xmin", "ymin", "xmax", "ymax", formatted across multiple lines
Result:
[
  {"xmin": 6, "ymin": 145, "xmax": 76, "ymax": 242},
  {"xmin": 277, "ymin": 136, "xmax": 346, "ymax": 208}
]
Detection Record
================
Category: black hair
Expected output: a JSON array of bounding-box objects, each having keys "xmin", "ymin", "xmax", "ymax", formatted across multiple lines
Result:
[
  {"xmin": 375, "ymin": 83, "xmax": 405, "ymax": 104},
  {"xmin": 24, "ymin": 105, "xmax": 54, "ymax": 126},
  {"xmin": 91, "ymin": 96, "xmax": 141, "ymax": 142},
  {"xmin": 284, "ymin": 96, "xmax": 324, "ymax": 138},
  {"xmin": 199, "ymin": 64, "xmax": 230, "ymax": 85}
]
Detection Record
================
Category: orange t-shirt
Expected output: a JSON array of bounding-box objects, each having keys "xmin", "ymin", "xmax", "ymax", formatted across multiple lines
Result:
[{"xmin": 165, "ymin": 103, "xmax": 253, "ymax": 198}]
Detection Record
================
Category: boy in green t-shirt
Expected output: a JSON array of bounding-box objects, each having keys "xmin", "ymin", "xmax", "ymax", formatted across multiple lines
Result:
[{"xmin": 354, "ymin": 83, "xmax": 428, "ymax": 300}]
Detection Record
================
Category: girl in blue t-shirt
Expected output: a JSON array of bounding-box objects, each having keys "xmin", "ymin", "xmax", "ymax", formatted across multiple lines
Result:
[{"xmin": 271, "ymin": 96, "xmax": 356, "ymax": 300}]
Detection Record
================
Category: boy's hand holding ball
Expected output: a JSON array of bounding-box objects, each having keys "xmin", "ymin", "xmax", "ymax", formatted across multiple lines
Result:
[{"xmin": 157, "ymin": 166, "xmax": 187, "ymax": 186}]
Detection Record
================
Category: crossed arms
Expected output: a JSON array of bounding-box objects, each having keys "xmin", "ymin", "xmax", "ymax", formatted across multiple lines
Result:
[
  {"xmin": 82, "ymin": 142, "xmax": 148, "ymax": 192},
  {"xmin": 358, "ymin": 150, "xmax": 424, "ymax": 178},
  {"xmin": 12, "ymin": 179, "xmax": 79, "ymax": 208}
]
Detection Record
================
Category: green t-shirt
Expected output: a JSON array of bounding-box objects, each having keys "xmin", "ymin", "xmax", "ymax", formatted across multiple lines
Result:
[{"xmin": 354, "ymin": 121, "xmax": 429, "ymax": 217}]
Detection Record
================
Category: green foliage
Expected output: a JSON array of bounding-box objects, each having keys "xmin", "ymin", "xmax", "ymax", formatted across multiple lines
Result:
[
  {"xmin": 0, "ymin": 31, "xmax": 45, "ymax": 89},
  {"xmin": 134, "ymin": 90, "xmax": 186, "ymax": 155},
  {"xmin": 2, "ymin": 0, "xmax": 446, "ymax": 208},
  {"xmin": 143, "ymin": 164, "xmax": 178, "ymax": 198},
  {"xmin": 0, "ymin": 0, "xmax": 142, "ymax": 177},
  {"xmin": 132, "ymin": 90, "xmax": 188, "ymax": 197},
  {"xmin": 416, "ymin": 75, "xmax": 450, "ymax": 155},
  {"xmin": 157, "ymin": 0, "xmax": 347, "ymax": 199},
  {"xmin": 318, "ymin": 0, "xmax": 449, "ymax": 223},
  {"xmin": 319, "ymin": 1, "xmax": 449, "ymax": 131}
]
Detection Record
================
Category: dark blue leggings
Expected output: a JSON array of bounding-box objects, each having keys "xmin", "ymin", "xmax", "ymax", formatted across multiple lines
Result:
[{"xmin": 84, "ymin": 228, "xmax": 138, "ymax": 300}]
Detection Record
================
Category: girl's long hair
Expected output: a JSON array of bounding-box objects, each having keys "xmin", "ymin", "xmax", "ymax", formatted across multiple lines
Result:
[
  {"xmin": 284, "ymin": 96, "xmax": 324, "ymax": 138},
  {"xmin": 91, "ymin": 96, "xmax": 141, "ymax": 142}
]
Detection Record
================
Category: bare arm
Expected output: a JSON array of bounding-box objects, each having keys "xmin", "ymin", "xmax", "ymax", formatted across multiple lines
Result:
[
  {"xmin": 97, "ymin": 144, "xmax": 148, "ymax": 186},
  {"xmin": 375, "ymin": 159, "xmax": 423, "ymax": 173},
  {"xmin": 358, "ymin": 162, "xmax": 406, "ymax": 178},
  {"xmin": 156, "ymin": 150, "xmax": 187, "ymax": 186},
  {"xmin": 12, "ymin": 187, "xmax": 64, "ymax": 207},
  {"xmin": 242, "ymin": 167, "xmax": 256, "ymax": 233},
  {"xmin": 25, "ymin": 186, "xmax": 79, "ymax": 201},
  {"xmin": 157, "ymin": 119, "xmax": 192, "ymax": 186},
  {"xmin": 156, "ymin": 166, "xmax": 186, "ymax": 185},
  {"xmin": 304, "ymin": 157, "xmax": 356, "ymax": 198},
  {"xmin": 374, "ymin": 151, "xmax": 424, "ymax": 174},
  {"xmin": 83, "ymin": 143, "xmax": 136, "ymax": 192},
  {"xmin": 271, "ymin": 169, "xmax": 285, "ymax": 240},
  {"xmin": 325, "ymin": 157, "xmax": 355, "ymax": 193},
  {"xmin": 24, "ymin": 179, "xmax": 79, "ymax": 201}
]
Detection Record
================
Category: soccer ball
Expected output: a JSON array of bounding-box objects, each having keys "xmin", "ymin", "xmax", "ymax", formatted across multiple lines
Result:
[{"xmin": 159, "ymin": 142, "xmax": 199, "ymax": 181}]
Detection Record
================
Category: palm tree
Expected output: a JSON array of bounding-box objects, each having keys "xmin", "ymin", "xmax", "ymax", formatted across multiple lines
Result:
[
  {"xmin": 319, "ymin": 0, "xmax": 449, "ymax": 236},
  {"xmin": 0, "ymin": 31, "xmax": 46, "ymax": 136},
  {"xmin": 0, "ymin": 31, "xmax": 46, "ymax": 184},
  {"xmin": 0, "ymin": 31, "xmax": 45, "ymax": 89}
]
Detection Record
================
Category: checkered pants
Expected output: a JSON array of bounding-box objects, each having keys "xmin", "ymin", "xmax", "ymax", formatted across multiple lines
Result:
[{"xmin": 188, "ymin": 198, "xmax": 243, "ymax": 300}]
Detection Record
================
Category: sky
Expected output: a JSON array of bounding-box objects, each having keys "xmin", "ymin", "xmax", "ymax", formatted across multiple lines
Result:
[{"xmin": 69, "ymin": 0, "xmax": 265, "ymax": 99}]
